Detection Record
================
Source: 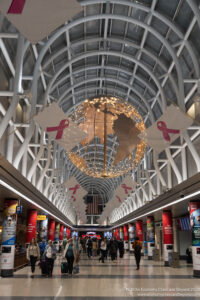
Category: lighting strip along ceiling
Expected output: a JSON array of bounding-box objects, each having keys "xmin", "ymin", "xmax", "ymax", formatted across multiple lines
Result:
[
  {"xmin": 0, "ymin": 179, "xmax": 75, "ymax": 230},
  {"xmin": 111, "ymin": 191, "xmax": 200, "ymax": 229}
]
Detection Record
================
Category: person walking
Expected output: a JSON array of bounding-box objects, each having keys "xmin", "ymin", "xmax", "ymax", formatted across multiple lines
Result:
[
  {"xmin": 44, "ymin": 240, "xmax": 57, "ymax": 277},
  {"xmin": 109, "ymin": 239, "xmax": 117, "ymax": 262},
  {"xmin": 118, "ymin": 239, "xmax": 124, "ymax": 258},
  {"xmin": 64, "ymin": 238, "xmax": 76, "ymax": 276},
  {"xmin": 39, "ymin": 237, "xmax": 47, "ymax": 259},
  {"xmin": 92, "ymin": 239, "xmax": 97, "ymax": 257},
  {"xmin": 133, "ymin": 236, "xmax": 142, "ymax": 270},
  {"xmin": 27, "ymin": 238, "xmax": 40, "ymax": 278},
  {"xmin": 86, "ymin": 237, "xmax": 92, "ymax": 258},
  {"xmin": 99, "ymin": 238, "xmax": 107, "ymax": 263}
]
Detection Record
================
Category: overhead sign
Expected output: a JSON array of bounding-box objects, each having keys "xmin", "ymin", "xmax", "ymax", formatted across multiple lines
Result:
[{"xmin": 37, "ymin": 215, "xmax": 47, "ymax": 221}]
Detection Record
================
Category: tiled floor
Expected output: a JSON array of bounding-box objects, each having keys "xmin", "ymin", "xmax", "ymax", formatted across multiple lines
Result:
[{"xmin": 0, "ymin": 253, "xmax": 200, "ymax": 299}]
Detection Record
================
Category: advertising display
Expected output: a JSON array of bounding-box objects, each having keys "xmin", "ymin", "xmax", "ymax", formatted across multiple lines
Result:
[
  {"xmin": 124, "ymin": 225, "xmax": 129, "ymax": 250},
  {"xmin": 119, "ymin": 227, "xmax": 124, "ymax": 240},
  {"xmin": 136, "ymin": 220, "xmax": 143, "ymax": 242},
  {"xmin": 190, "ymin": 201, "xmax": 200, "ymax": 277},
  {"xmin": 26, "ymin": 210, "xmax": 37, "ymax": 243},
  {"xmin": 147, "ymin": 216, "xmax": 155, "ymax": 259},
  {"xmin": 48, "ymin": 219, "xmax": 55, "ymax": 241},
  {"xmin": 1, "ymin": 199, "xmax": 18, "ymax": 277},
  {"xmin": 104, "ymin": 231, "xmax": 112, "ymax": 239},
  {"xmin": 59, "ymin": 224, "xmax": 64, "ymax": 241},
  {"xmin": 63, "ymin": 227, "xmax": 67, "ymax": 239},
  {"xmin": 54, "ymin": 223, "xmax": 60, "ymax": 242},
  {"xmin": 162, "ymin": 210, "xmax": 173, "ymax": 266},
  {"xmin": 40, "ymin": 218, "xmax": 48, "ymax": 241},
  {"xmin": 128, "ymin": 224, "xmax": 135, "ymax": 251}
]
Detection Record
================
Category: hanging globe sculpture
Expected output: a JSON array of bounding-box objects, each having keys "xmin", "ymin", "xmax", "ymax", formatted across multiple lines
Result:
[{"xmin": 68, "ymin": 97, "xmax": 146, "ymax": 178}]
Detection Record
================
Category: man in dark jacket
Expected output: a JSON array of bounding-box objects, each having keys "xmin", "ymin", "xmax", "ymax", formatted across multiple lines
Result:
[{"xmin": 118, "ymin": 239, "xmax": 124, "ymax": 258}]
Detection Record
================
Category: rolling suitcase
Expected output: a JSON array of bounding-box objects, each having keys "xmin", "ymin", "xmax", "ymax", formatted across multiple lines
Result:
[
  {"xmin": 40, "ymin": 260, "xmax": 48, "ymax": 275},
  {"xmin": 61, "ymin": 262, "xmax": 69, "ymax": 274}
]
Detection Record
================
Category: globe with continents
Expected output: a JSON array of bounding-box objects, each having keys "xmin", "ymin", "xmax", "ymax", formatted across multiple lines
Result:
[{"xmin": 69, "ymin": 97, "xmax": 146, "ymax": 178}]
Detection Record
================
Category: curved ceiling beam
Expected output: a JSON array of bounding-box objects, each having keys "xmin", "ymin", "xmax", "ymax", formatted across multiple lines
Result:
[
  {"xmin": 43, "ymin": 36, "xmax": 178, "ymax": 103},
  {"xmin": 32, "ymin": 14, "xmax": 187, "ymax": 114},
  {"xmin": 58, "ymin": 76, "xmax": 156, "ymax": 121},
  {"xmin": 64, "ymin": 86, "xmax": 149, "ymax": 119}
]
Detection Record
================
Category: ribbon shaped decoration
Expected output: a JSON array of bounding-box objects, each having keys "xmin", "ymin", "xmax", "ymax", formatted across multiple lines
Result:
[
  {"xmin": 157, "ymin": 121, "xmax": 180, "ymax": 142},
  {"xmin": 8, "ymin": 0, "xmax": 26, "ymax": 14},
  {"xmin": 46, "ymin": 119, "xmax": 69, "ymax": 140}
]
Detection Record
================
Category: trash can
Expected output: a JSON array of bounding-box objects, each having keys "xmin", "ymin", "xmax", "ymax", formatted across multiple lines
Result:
[
  {"xmin": 169, "ymin": 252, "xmax": 179, "ymax": 268},
  {"xmin": 153, "ymin": 249, "xmax": 160, "ymax": 261}
]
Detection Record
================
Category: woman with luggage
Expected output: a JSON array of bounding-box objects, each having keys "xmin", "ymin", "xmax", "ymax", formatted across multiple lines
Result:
[
  {"xmin": 63, "ymin": 238, "xmax": 76, "ymax": 276},
  {"xmin": 44, "ymin": 240, "xmax": 57, "ymax": 277},
  {"xmin": 27, "ymin": 238, "xmax": 40, "ymax": 278}
]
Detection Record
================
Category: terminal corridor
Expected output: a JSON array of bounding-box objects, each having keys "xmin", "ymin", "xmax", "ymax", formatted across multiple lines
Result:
[
  {"xmin": 0, "ymin": 0, "xmax": 200, "ymax": 299},
  {"xmin": 0, "ymin": 254, "xmax": 200, "ymax": 299}
]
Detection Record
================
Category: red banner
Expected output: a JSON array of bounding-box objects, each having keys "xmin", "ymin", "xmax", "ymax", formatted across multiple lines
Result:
[
  {"xmin": 162, "ymin": 211, "xmax": 173, "ymax": 244},
  {"xmin": 123, "ymin": 225, "xmax": 129, "ymax": 241},
  {"xmin": 59, "ymin": 224, "xmax": 64, "ymax": 241},
  {"xmin": 26, "ymin": 210, "xmax": 37, "ymax": 243},
  {"xmin": 48, "ymin": 219, "xmax": 55, "ymax": 241},
  {"xmin": 136, "ymin": 220, "xmax": 143, "ymax": 242},
  {"xmin": 66, "ymin": 227, "xmax": 71, "ymax": 239}
]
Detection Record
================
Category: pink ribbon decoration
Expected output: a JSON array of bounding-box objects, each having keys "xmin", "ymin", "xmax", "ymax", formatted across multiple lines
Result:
[
  {"xmin": 46, "ymin": 119, "xmax": 69, "ymax": 140},
  {"xmin": 69, "ymin": 184, "xmax": 80, "ymax": 195},
  {"xmin": 7, "ymin": 0, "xmax": 26, "ymax": 14},
  {"xmin": 157, "ymin": 121, "xmax": 180, "ymax": 142},
  {"xmin": 121, "ymin": 184, "xmax": 132, "ymax": 194},
  {"xmin": 72, "ymin": 196, "xmax": 76, "ymax": 202},
  {"xmin": 116, "ymin": 196, "xmax": 122, "ymax": 203}
]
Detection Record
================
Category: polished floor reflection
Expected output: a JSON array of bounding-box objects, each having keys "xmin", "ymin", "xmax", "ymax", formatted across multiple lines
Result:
[{"xmin": 0, "ymin": 253, "xmax": 200, "ymax": 299}]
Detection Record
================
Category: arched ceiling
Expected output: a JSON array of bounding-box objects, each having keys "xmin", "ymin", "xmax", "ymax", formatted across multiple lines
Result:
[{"xmin": 1, "ymin": 0, "xmax": 200, "ymax": 218}]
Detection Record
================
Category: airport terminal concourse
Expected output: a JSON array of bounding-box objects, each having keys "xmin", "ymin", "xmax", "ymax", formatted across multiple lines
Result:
[{"xmin": 0, "ymin": 0, "xmax": 200, "ymax": 299}]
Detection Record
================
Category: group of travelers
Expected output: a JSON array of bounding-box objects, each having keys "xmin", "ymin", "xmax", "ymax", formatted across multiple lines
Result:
[
  {"xmin": 26, "ymin": 235, "xmax": 142, "ymax": 277},
  {"xmin": 26, "ymin": 235, "xmax": 82, "ymax": 277},
  {"xmin": 84, "ymin": 236, "xmax": 142, "ymax": 269}
]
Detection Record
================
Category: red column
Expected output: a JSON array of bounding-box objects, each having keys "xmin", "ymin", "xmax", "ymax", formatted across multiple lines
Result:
[
  {"xmin": 162, "ymin": 210, "xmax": 173, "ymax": 266},
  {"xmin": 124, "ymin": 225, "xmax": 129, "ymax": 241},
  {"xmin": 48, "ymin": 219, "xmax": 55, "ymax": 241},
  {"xmin": 66, "ymin": 227, "xmax": 71, "ymax": 239},
  {"xmin": 116, "ymin": 228, "xmax": 120, "ymax": 240},
  {"xmin": 59, "ymin": 224, "xmax": 64, "ymax": 241},
  {"xmin": 136, "ymin": 220, "xmax": 143, "ymax": 242},
  {"xmin": 26, "ymin": 210, "xmax": 37, "ymax": 243}
]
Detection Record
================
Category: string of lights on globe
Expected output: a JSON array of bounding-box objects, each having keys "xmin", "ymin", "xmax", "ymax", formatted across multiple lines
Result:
[{"xmin": 68, "ymin": 96, "xmax": 146, "ymax": 178}]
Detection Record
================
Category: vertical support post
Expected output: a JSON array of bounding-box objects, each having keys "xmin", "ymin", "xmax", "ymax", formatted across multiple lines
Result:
[
  {"xmin": 162, "ymin": 210, "xmax": 174, "ymax": 266},
  {"xmin": 0, "ymin": 199, "xmax": 18, "ymax": 277},
  {"xmin": 6, "ymin": 125, "xmax": 14, "ymax": 163},
  {"xmin": 48, "ymin": 219, "xmax": 55, "ymax": 241},
  {"xmin": 0, "ymin": 34, "xmax": 24, "ymax": 139},
  {"xmin": 147, "ymin": 216, "xmax": 155, "ymax": 260},
  {"xmin": 26, "ymin": 210, "xmax": 37, "ymax": 244}
]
